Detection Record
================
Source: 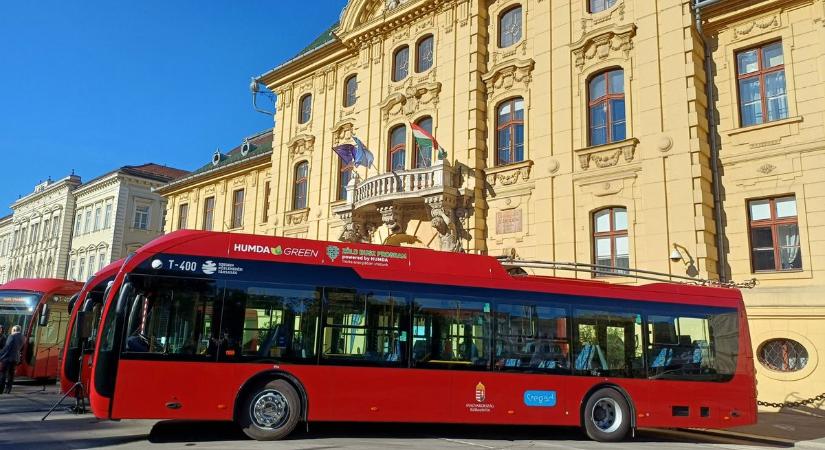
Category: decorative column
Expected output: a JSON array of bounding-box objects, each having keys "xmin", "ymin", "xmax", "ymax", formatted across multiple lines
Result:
[{"xmin": 425, "ymin": 195, "xmax": 464, "ymax": 253}]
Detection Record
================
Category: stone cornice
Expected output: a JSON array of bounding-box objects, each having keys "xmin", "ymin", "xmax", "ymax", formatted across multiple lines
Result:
[{"xmin": 155, "ymin": 151, "xmax": 272, "ymax": 196}]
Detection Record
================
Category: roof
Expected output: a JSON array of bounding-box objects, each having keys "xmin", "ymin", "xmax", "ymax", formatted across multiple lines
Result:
[
  {"xmin": 0, "ymin": 278, "xmax": 84, "ymax": 295},
  {"xmin": 120, "ymin": 164, "xmax": 188, "ymax": 182},
  {"xmin": 156, "ymin": 129, "xmax": 274, "ymax": 193},
  {"xmin": 122, "ymin": 230, "xmax": 743, "ymax": 308},
  {"xmin": 296, "ymin": 22, "xmax": 339, "ymax": 58}
]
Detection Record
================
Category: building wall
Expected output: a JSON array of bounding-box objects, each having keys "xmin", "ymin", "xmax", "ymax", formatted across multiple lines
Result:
[
  {"xmin": 250, "ymin": 0, "xmax": 824, "ymax": 408},
  {"xmin": 163, "ymin": 159, "xmax": 272, "ymax": 236},
  {"xmin": 6, "ymin": 176, "xmax": 80, "ymax": 282},
  {"xmin": 0, "ymin": 217, "xmax": 13, "ymax": 283},
  {"xmin": 703, "ymin": 0, "xmax": 825, "ymax": 410}
]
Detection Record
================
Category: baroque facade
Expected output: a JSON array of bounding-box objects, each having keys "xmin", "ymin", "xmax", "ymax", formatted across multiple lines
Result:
[
  {"xmin": 159, "ymin": 130, "xmax": 274, "ymax": 236},
  {"xmin": 153, "ymin": 0, "xmax": 825, "ymax": 409}
]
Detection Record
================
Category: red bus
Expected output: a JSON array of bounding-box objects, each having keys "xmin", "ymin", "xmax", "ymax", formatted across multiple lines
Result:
[
  {"xmin": 90, "ymin": 230, "xmax": 756, "ymax": 442},
  {"xmin": 61, "ymin": 259, "xmax": 124, "ymax": 397},
  {"xmin": 0, "ymin": 278, "xmax": 83, "ymax": 381}
]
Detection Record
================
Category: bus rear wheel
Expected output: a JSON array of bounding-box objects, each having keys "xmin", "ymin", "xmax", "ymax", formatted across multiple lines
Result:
[
  {"xmin": 583, "ymin": 387, "xmax": 631, "ymax": 442},
  {"xmin": 239, "ymin": 379, "xmax": 301, "ymax": 441}
]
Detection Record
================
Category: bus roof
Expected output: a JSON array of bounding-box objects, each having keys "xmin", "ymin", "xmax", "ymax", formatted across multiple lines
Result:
[
  {"xmin": 0, "ymin": 278, "xmax": 84, "ymax": 295},
  {"xmin": 127, "ymin": 230, "xmax": 744, "ymax": 309}
]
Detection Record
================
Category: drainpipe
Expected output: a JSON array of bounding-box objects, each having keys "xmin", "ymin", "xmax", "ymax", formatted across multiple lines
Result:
[{"xmin": 693, "ymin": 0, "xmax": 727, "ymax": 282}]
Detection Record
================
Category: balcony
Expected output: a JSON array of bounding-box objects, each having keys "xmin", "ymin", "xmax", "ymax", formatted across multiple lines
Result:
[{"xmin": 332, "ymin": 159, "xmax": 467, "ymax": 251}]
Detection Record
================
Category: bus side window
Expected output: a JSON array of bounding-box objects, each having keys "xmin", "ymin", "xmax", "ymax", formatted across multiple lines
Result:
[
  {"xmin": 412, "ymin": 298, "xmax": 491, "ymax": 369},
  {"xmin": 572, "ymin": 307, "xmax": 644, "ymax": 378},
  {"xmin": 495, "ymin": 303, "xmax": 570, "ymax": 374},
  {"xmin": 220, "ymin": 281, "xmax": 321, "ymax": 363},
  {"xmin": 322, "ymin": 289, "xmax": 407, "ymax": 365}
]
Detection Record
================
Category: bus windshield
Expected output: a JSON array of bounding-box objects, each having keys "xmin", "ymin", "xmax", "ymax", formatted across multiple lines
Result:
[{"xmin": 0, "ymin": 291, "xmax": 41, "ymax": 331}]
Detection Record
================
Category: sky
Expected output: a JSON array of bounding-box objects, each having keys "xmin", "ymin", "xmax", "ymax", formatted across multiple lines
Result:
[{"xmin": 0, "ymin": 0, "xmax": 346, "ymax": 214}]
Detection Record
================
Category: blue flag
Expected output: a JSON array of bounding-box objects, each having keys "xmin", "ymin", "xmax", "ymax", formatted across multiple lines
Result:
[
  {"xmin": 332, "ymin": 143, "xmax": 356, "ymax": 167},
  {"xmin": 352, "ymin": 136, "xmax": 374, "ymax": 168}
]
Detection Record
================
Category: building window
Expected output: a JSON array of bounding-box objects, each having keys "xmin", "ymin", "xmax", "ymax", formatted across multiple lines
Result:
[
  {"xmin": 78, "ymin": 257, "xmax": 86, "ymax": 281},
  {"xmin": 293, "ymin": 162, "xmax": 309, "ymax": 210},
  {"xmin": 413, "ymin": 116, "xmax": 433, "ymax": 169},
  {"xmin": 593, "ymin": 207, "xmax": 629, "ymax": 275},
  {"xmin": 495, "ymin": 98, "xmax": 525, "ymax": 166},
  {"xmin": 344, "ymin": 75, "xmax": 357, "ymax": 107},
  {"xmin": 262, "ymin": 181, "xmax": 271, "ymax": 222},
  {"xmin": 75, "ymin": 213, "xmax": 82, "ymax": 234},
  {"xmin": 748, "ymin": 196, "xmax": 801, "ymax": 272},
  {"xmin": 177, "ymin": 203, "xmax": 189, "ymax": 230},
  {"xmin": 133, "ymin": 205, "xmax": 150, "ymax": 230},
  {"xmin": 98, "ymin": 252, "xmax": 106, "ymax": 271},
  {"xmin": 68, "ymin": 259, "xmax": 76, "ymax": 281},
  {"xmin": 392, "ymin": 46, "xmax": 409, "ymax": 82},
  {"xmin": 298, "ymin": 94, "xmax": 312, "ymax": 124},
  {"xmin": 84, "ymin": 209, "xmax": 92, "ymax": 234},
  {"xmin": 88, "ymin": 255, "xmax": 96, "ymax": 277},
  {"xmin": 736, "ymin": 41, "xmax": 788, "ymax": 127},
  {"xmin": 589, "ymin": 69, "xmax": 626, "ymax": 146},
  {"xmin": 42, "ymin": 219, "xmax": 49, "ymax": 241},
  {"xmin": 231, "ymin": 189, "xmax": 245, "ymax": 229},
  {"xmin": 94, "ymin": 206, "xmax": 102, "ymax": 231},
  {"xmin": 758, "ymin": 339, "xmax": 808, "ymax": 372},
  {"xmin": 388, "ymin": 125, "xmax": 406, "ymax": 171},
  {"xmin": 203, "ymin": 196, "xmax": 215, "ymax": 231},
  {"xmin": 338, "ymin": 160, "xmax": 353, "ymax": 201},
  {"xmin": 499, "ymin": 6, "xmax": 522, "ymax": 48},
  {"xmin": 104, "ymin": 202, "xmax": 112, "ymax": 229},
  {"xmin": 589, "ymin": 0, "xmax": 617, "ymax": 13},
  {"xmin": 416, "ymin": 35, "xmax": 434, "ymax": 73}
]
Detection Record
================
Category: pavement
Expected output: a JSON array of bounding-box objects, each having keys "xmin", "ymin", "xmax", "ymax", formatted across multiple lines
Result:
[
  {"xmin": 1, "ymin": 382, "xmax": 824, "ymax": 449},
  {"xmin": 689, "ymin": 407, "xmax": 825, "ymax": 449}
]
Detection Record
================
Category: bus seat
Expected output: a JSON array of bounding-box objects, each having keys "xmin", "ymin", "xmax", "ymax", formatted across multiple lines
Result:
[
  {"xmin": 651, "ymin": 347, "xmax": 673, "ymax": 368},
  {"xmin": 575, "ymin": 344, "xmax": 594, "ymax": 370},
  {"xmin": 692, "ymin": 340, "xmax": 709, "ymax": 364},
  {"xmin": 257, "ymin": 326, "xmax": 281, "ymax": 357}
]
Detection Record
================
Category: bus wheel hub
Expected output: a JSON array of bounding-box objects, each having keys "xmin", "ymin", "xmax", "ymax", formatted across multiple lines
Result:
[
  {"xmin": 591, "ymin": 398, "xmax": 621, "ymax": 432},
  {"xmin": 251, "ymin": 390, "xmax": 289, "ymax": 428}
]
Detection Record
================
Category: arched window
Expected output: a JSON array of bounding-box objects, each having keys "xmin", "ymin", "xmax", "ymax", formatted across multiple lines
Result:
[
  {"xmin": 593, "ymin": 207, "xmax": 629, "ymax": 275},
  {"xmin": 499, "ymin": 6, "xmax": 522, "ymax": 48},
  {"xmin": 414, "ymin": 116, "xmax": 433, "ymax": 169},
  {"xmin": 588, "ymin": 69, "xmax": 625, "ymax": 146},
  {"xmin": 293, "ymin": 162, "xmax": 309, "ymax": 210},
  {"xmin": 590, "ymin": 0, "xmax": 617, "ymax": 13},
  {"xmin": 388, "ymin": 125, "xmax": 406, "ymax": 171},
  {"xmin": 416, "ymin": 35, "xmax": 434, "ymax": 73},
  {"xmin": 338, "ymin": 159, "xmax": 353, "ymax": 201},
  {"xmin": 344, "ymin": 75, "xmax": 358, "ymax": 107},
  {"xmin": 495, "ymin": 97, "xmax": 525, "ymax": 166},
  {"xmin": 298, "ymin": 94, "xmax": 312, "ymax": 124},
  {"xmin": 392, "ymin": 46, "xmax": 409, "ymax": 82}
]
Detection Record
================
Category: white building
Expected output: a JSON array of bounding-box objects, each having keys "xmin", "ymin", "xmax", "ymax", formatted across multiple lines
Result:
[
  {"xmin": 67, "ymin": 164, "xmax": 186, "ymax": 281},
  {"xmin": 0, "ymin": 215, "xmax": 14, "ymax": 283},
  {"xmin": 5, "ymin": 176, "xmax": 81, "ymax": 282}
]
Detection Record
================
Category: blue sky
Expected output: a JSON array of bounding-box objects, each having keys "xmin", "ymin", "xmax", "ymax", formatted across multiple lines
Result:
[{"xmin": 0, "ymin": 0, "xmax": 346, "ymax": 214}]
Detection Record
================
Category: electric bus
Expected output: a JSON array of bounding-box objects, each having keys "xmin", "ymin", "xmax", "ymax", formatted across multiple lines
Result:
[
  {"xmin": 0, "ymin": 278, "xmax": 83, "ymax": 381},
  {"xmin": 89, "ymin": 230, "xmax": 756, "ymax": 442}
]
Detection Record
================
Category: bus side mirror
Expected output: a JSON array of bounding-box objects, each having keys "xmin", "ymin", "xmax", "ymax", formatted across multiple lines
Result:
[
  {"xmin": 39, "ymin": 304, "xmax": 50, "ymax": 327},
  {"xmin": 77, "ymin": 312, "xmax": 94, "ymax": 340}
]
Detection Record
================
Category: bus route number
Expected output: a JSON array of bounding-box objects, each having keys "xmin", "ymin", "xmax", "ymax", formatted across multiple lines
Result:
[{"xmin": 168, "ymin": 260, "xmax": 198, "ymax": 272}]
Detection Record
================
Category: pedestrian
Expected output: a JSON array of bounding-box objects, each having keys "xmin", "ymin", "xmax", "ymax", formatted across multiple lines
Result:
[
  {"xmin": 0, "ymin": 325, "xmax": 24, "ymax": 394},
  {"xmin": 0, "ymin": 325, "xmax": 6, "ymax": 350}
]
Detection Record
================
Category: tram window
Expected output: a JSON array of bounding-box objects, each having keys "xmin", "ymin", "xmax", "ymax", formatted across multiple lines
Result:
[
  {"xmin": 322, "ymin": 288, "xmax": 407, "ymax": 365},
  {"xmin": 412, "ymin": 297, "xmax": 491, "ymax": 369},
  {"xmin": 495, "ymin": 303, "xmax": 570, "ymax": 374}
]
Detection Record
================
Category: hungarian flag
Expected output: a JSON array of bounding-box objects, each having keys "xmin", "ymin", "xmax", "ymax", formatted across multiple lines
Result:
[{"xmin": 411, "ymin": 122, "xmax": 447, "ymax": 161}]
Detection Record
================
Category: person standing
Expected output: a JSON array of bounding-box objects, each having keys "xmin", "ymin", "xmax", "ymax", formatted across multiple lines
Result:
[{"xmin": 0, "ymin": 325, "xmax": 23, "ymax": 394}]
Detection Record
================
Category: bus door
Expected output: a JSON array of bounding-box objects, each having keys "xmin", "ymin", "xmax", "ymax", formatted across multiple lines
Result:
[
  {"xmin": 317, "ymin": 288, "xmax": 418, "ymax": 422},
  {"xmin": 111, "ymin": 274, "xmax": 226, "ymax": 420},
  {"xmin": 23, "ymin": 294, "xmax": 71, "ymax": 379}
]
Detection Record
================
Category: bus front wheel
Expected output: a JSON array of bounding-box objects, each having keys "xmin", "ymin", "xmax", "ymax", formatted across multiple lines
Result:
[
  {"xmin": 582, "ymin": 387, "xmax": 631, "ymax": 442},
  {"xmin": 239, "ymin": 379, "xmax": 301, "ymax": 441}
]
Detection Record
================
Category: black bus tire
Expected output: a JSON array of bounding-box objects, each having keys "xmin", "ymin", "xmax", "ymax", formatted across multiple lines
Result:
[
  {"xmin": 582, "ymin": 387, "xmax": 631, "ymax": 442},
  {"xmin": 239, "ymin": 379, "xmax": 301, "ymax": 441}
]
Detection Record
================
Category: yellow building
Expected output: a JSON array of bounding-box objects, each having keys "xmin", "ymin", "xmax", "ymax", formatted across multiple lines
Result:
[
  {"xmin": 158, "ymin": 0, "xmax": 824, "ymax": 410},
  {"xmin": 158, "ymin": 130, "xmax": 273, "ymax": 235}
]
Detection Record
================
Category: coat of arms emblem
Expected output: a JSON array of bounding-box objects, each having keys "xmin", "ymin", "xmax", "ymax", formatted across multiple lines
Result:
[{"xmin": 326, "ymin": 245, "xmax": 340, "ymax": 262}]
